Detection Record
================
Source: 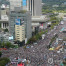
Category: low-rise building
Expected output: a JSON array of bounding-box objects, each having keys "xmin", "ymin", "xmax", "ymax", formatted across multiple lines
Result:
[{"xmin": 0, "ymin": 32, "xmax": 13, "ymax": 42}]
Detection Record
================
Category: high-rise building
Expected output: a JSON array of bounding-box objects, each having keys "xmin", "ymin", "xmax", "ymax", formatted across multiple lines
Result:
[
  {"xmin": 27, "ymin": 0, "xmax": 42, "ymax": 16},
  {"xmin": 9, "ymin": 0, "xmax": 22, "ymax": 11},
  {"xmin": 9, "ymin": 8, "xmax": 32, "ymax": 42},
  {"xmin": 9, "ymin": 0, "xmax": 42, "ymax": 16},
  {"xmin": 15, "ymin": 24, "xmax": 25, "ymax": 42}
]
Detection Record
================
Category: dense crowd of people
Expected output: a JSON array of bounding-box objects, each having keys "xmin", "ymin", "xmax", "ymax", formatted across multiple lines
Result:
[{"xmin": 1, "ymin": 21, "xmax": 66, "ymax": 66}]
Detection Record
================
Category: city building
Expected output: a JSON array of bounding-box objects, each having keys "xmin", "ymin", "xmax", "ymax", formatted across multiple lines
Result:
[
  {"xmin": 8, "ymin": 0, "xmax": 48, "ymax": 36},
  {"xmin": 26, "ymin": 0, "xmax": 49, "ymax": 30},
  {"xmin": 15, "ymin": 23, "xmax": 25, "ymax": 42},
  {"xmin": 0, "ymin": 20, "xmax": 8, "ymax": 29},
  {"xmin": 0, "ymin": 4, "xmax": 9, "ymax": 29},
  {"xmin": 9, "ymin": 0, "xmax": 42, "ymax": 16},
  {"xmin": 27, "ymin": 0, "xmax": 42, "ymax": 16},
  {"xmin": 9, "ymin": 8, "xmax": 32, "ymax": 42},
  {"xmin": 0, "ymin": 32, "xmax": 13, "ymax": 42},
  {"xmin": 9, "ymin": 0, "xmax": 22, "ymax": 11}
]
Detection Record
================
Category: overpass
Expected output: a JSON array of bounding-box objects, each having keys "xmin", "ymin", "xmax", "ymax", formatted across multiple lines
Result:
[
  {"xmin": 32, "ymin": 15, "xmax": 49, "ymax": 29},
  {"xmin": 32, "ymin": 15, "xmax": 49, "ymax": 22}
]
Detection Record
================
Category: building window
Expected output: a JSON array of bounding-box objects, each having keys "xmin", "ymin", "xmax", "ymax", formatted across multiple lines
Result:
[{"xmin": 17, "ymin": 34, "xmax": 19, "ymax": 35}]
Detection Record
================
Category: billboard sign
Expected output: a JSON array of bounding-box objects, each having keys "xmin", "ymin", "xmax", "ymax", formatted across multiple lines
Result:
[
  {"xmin": 15, "ymin": 19, "xmax": 21, "ymax": 25},
  {"xmin": 23, "ymin": 0, "xmax": 26, "ymax": 6}
]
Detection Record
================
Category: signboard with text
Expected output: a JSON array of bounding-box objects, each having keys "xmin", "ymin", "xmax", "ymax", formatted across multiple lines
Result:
[
  {"xmin": 15, "ymin": 19, "xmax": 21, "ymax": 25},
  {"xmin": 22, "ymin": 0, "xmax": 26, "ymax": 6},
  {"xmin": 15, "ymin": 18, "xmax": 24, "ymax": 25}
]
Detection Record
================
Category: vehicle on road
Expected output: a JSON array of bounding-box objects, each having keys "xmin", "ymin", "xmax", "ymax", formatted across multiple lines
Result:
[{"xmin": 55, "ymin": 45, "xmax": 62, "ymax": 50}]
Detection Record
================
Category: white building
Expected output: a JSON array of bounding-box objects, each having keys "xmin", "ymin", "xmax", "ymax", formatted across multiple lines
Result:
[
  {"xmin": 0, "ymin": 4, "xmax": 9, "ymax": 29},
  {"xmin": 0, "ymin": 32, "xmax": 13, "ymax": 42},
  {"xmin": 9, "ymin": 0, "xmax": 22, "ymax": 11}
]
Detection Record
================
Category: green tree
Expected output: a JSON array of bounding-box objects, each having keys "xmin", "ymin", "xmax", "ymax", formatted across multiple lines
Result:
[
  {"xmin": 1, "ymin": 42, "xmax": 5, "ymax": 48},
  {"xmin": 4, "ymin": 28, "xmax": 8, "ymax": 32},
  {"xmin": 0, "ymin": 60, "xmax": 6, "ymax": 66},
  {"xmin": 0, "ymin": 23, "xmax": 1, "ymax": 28},
  {"xmin": 0, "ymin": 41, "xmax": 1, "ymax": 48},
  {"xmin": 5, "ymin": 42, "xmax": 11, "ymax": 48},
  {"xmin": 0, "ymin": 57, "xmax": 10, "ymax": 66},
  {"xmin": 0, "ymin": 52, "xmax": 2, "ymax": 57}
]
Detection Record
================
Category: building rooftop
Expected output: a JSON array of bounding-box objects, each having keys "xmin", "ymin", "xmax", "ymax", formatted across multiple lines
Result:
[{"xmin": 32, "ymin": 16, "xmax": 49, "ymax": 22}]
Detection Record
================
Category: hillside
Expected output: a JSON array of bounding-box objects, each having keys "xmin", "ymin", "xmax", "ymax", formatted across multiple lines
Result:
[
  {"xmin": 42, "ymin": 0, "xmax": 66, "ymax": 14},
  {"xmin": 42, "ymin": 0, "xmax": 66, "ymax": 5}
]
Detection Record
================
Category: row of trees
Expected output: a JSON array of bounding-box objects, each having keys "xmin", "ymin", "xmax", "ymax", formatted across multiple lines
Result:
[
  {"xmin": 49, "ymin": 13, "xmax": 62, "ymax": 29},
  {"xmin": 0, "ymin": 51, "xmax": 10, "ymax": 66},
  {"xmin": 27, "ymin": 29, "xmax": 48, "ymax": 44},
  {"xmin": 43, "ymin": 0, "xmax": 66, "ymax": 5},
  {"xmin": 63, "ymin": 58, "xmax": 66, "ymax": 66},
  {"xmin": 42, "ymin": 2, "xmax": 66, "ymax": 15},
  {"xmin": 0, "ymin": 57, "xmax": 10, "ymax": 66},
  {"xmin": 47, "ymin": 34, "xmax": 58, "ymax": 48},
  {"xmin": 50, "ymin": 34, "xmax": 58, "ymax": 44},
  {"xmin": 0, "ymin": 41, "xmax": 15, "ymax": 49},
  {"xmin": 27, "ymin": 14, "xmax": 60, "ymax": 45},
  {"xmin": 0, "ymin": 52, "xmax": 2, "ymax": 57},
  {"xmin": 63, "ymin": 38, "xmax": 66, "ymax": 41}
]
